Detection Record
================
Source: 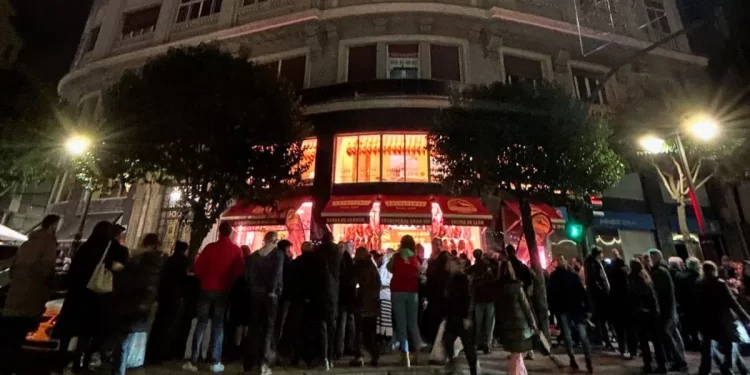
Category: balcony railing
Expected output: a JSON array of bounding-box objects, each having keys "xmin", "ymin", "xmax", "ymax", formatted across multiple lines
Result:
[{"xmin": 299, "ymin": 79, "xmax": 462, "ymax": 106}]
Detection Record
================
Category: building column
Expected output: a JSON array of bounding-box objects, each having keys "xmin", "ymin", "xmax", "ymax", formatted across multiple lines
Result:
[
  {"xmin": 154, "ymin": 0, "xmax": 179, "ymax": 43},
  {"xmin": 92, "ymin": 0, "xmax": 127, "ymax": 59}
]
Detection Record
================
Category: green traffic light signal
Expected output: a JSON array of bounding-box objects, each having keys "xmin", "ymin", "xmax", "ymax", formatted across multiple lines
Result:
[{"xmin": 566, "ymin": 222, "xmax": 584, "ymax": 240}]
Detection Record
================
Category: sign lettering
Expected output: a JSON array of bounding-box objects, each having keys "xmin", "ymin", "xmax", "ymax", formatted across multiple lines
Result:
[{"xmin": 380, "ymin": 217, "xmax": 431, "ymax": 226}]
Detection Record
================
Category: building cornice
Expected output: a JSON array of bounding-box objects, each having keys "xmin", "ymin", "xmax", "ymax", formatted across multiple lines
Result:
[{"xmin": 59, "ymin": 2, "xmax": 708, "ymax": 95}]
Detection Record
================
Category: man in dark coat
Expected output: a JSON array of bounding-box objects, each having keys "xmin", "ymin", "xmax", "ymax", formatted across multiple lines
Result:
[
  {"xmin": 695, "ymin": 261, "xmax": 750, "ymax": 375},
  {"xmin": 467, "ymin": 249, "xmax": 497, "ymax": 354},
  {"xmin": 719, "ymin": 256, "xmax": 737, "ymax": 280},
  {"xmin": 607, "ymin": 250, "xmax": 635, "ymax": 358},
  {"xmin": 442, "ymin": 257, "xmax": 479, "ymax": 375},
  {"xmin": 584, "ymin": 247, "xmax": 611, "ymax": 348},
  {"xmin": 648, "ymin": 249, "xmax": 688, "ymax": 372},
  {"xmin": 675, "ymin": 256, "xmax": 701, "ymax": 351},
  {"xmin": 335, "ymin": 246, "xmax": 356, "ymax": 359},
  {"xmin": 549, "ymin": 255, "xmax": 592, "ymax": 373},
  {"xmin": 315, "ymin": 232, "xmax": 342, "ymax": 370}
]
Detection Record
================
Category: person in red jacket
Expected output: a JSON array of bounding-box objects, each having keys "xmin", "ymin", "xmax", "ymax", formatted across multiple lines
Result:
[
  {"xmin": 184, "ymin": 222, "xmax": 244, "ymax": 373},
  {"xmin": 387, "ymin": 235, "xmax": 422, "ymax": 367}
]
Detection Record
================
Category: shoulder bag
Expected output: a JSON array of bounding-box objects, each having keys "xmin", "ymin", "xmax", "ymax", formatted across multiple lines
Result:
[{"xmin": 87, "ymin": 241, "xmax": 114, "ymax": 294}]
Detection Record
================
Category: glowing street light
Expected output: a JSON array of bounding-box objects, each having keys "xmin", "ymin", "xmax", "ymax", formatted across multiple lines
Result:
[
  {"xmin": 639, "ymin": 135, "xmax": 667, "ymax": 154},
  {"xmin": 169, "ymin": 188, "xmax": 183, "ymax": 204},
  {"xmin": 65, "ymin": 135, "xmax": 91, "ymax": 156},
  {"xmin": 688, "ymin": 115, "xmax": 719, "ymax": 141}
]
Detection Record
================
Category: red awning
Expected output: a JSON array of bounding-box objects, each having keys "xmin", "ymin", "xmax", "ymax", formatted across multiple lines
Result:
[
  {"xmin": 379, "ymin": 196, "xmax": 433, "ymax": 225},
  {"xmin": 434, "ymin": 196, "xmax": 493, "ymax": 226},
  {"xmin": 502, "ymin": 200, "xmax": 564, "ymax": 222},
  {"xmin": 321, "ymin": 195, "xmax": 378, "ymax": 224},
  {"xmin": 222, "ymin": 197, "xmax": 309, "ymax": 226}
]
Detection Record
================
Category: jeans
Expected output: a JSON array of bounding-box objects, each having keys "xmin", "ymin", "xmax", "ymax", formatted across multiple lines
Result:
[
  {"xmin": 700, "ymin": 339, "xmax": 748, "ymax": 375},
  {"xmin": 637, "ymin": 315, "xmax": 666, "ymax": 370},
  {"xmin": 0, "ymin": 316, "xmax": 39, "ymax": 375},
  {"xmin": 191, "ymin": 290, "xmax": 228, "ymax": 365},
  {"xmin": 244, "ymin": 293, "xmax": 278, "ymax": 370},
  {"xmin": 474, "ymin": 303, "xmax": 495, "ymax": 349},
  {"xmin": 557, "ymin": 313, "xmax": 592, "ymax": 360},
  {"xmin": 444, "ymin": 321, "xmax": 478, "ymax": 375},
  {"xmin": 611, "ymin": 312, "xmax": 638, "ymax": 355},
  {"xmin": 392, "ymin": 292, "xmax": 420, "ymax": 352},
  {"xmin": 317, "ymin": 311, "xmax": 337, "ymax": 362},
  {"xmin": 659, "ymin": 317, "xmax": 687, "ymax": 367},
  {"xmin": 111, "ymin": 333, "xmax": 135, "ymax": 375}
]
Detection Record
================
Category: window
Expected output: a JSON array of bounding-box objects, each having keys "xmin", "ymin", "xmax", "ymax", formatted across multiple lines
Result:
[
  {"xmin": 388, "ymin": 44, "xmax": 419, "ymax": 79},
  {"xmin": 430, "ymin": 45, "xmax": 461, "ymax": 81},
  {"xmin": 257, "ymin": 55, "xmax": 306, "ymax": 91},
  {"xmin": 645, "ymin": 0, "xmax": 671, "ymax": 33},
  {"xmin": 176, "ymin": 0, "xmax": 222, "ymax": 23},
  {"xmin": 347, "ymin": 44, "xmax": 377, "ymax": 82},
  {"xmin": 572, "ymin": 68, "xmax": 608, "ymax": 104},
  {"xmin": 85, "ymin": 27, "xmax": 100, "ymax": 53},
  {"xmin": 122, "ymin": 6, "xmax": 160, "ymax": 38},
  {"xmin": 334, "ymin": 133, "xmax": 430, "ymax": 184},
  {"xmin": 503, "ymin": 54, "xmax": 545, "ymax": 86},
  {"xmin": 300, "ymin": 138, "xmax": 317, "ymax": 184},
  {"xmin": 243, "ymin": 0, "xmax": 268, "ymax": 5}
]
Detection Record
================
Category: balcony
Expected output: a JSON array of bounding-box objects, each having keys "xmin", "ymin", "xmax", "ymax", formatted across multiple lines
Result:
[
  {"xmin": 299, "ymin": 79, "xmax": 462, "ymax": 106},
  {"xmin": 113, "ymin": 27, "xmax": 156, "ymax": 52}
]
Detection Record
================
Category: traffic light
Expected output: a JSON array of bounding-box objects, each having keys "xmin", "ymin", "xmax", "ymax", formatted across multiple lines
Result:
[{"xmin": 566, "ymin": 221, "xmax": 584, "ymax": 241}]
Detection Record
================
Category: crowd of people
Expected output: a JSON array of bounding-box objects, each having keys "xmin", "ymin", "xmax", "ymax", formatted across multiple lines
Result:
[{"xmin": 3, "ymin": 214, "xmax": 750, "ymax": 375}]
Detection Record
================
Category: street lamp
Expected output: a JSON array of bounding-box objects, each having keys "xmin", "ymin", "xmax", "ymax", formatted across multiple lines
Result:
[
  {"xmin": 638, "ymin": 113, "xmax": 719, "ymax": 236},
  {"xmin": 65, "ymin": 134, "xmax": 93, "ymax": 251}
]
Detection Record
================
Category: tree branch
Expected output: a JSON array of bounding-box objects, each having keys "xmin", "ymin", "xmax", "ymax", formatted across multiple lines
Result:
[
  {"xmin": 695, "ymin": 172, "xmax": 715, "ymax": 190},
  {"xmin": 653, "ymin": 162, "xmax": 679, "ymax": 199},
  {"xmin": 691, "ymin": 159, "xmax": 703, "ymax": 183}
]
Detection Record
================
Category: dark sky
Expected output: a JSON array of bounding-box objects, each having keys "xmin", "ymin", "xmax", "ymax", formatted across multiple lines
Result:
[{"xmin": 9, "ymin": 0, "xmax": 93, "ymax": 86}]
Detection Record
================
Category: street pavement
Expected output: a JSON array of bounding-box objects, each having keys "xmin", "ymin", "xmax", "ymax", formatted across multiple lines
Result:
[{"xmin": 121, "ymin": 348, "xmax": 706, "ymax": 375}]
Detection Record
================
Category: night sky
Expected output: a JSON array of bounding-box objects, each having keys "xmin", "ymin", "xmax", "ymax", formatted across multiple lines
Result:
[{"xmin": 9, "ymin": 0, "xmax": 93, "ymax": 87}]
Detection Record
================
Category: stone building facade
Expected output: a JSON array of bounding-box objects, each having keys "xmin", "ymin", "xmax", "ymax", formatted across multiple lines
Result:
[{"xmin": 58, "ymin": 0, "xmax": 735, "ymax": 260}]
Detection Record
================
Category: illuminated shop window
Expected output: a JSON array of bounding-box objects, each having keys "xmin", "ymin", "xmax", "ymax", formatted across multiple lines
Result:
[
  {"xmin": 300, "ymin": 138, "xmax": 317, "ymax": 184},
  {"xmin": 334, "ymin": 133, "xmax": 430, "ymax": 183}
]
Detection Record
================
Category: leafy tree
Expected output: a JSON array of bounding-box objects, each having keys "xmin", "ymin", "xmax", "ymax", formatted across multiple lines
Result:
[
  {"xmin": 0, "ymin": 67, "xmax": 64, "ymax": 198},
  {"xmin": 78, "ymin": 45, "xmax": 309, "ymax": 253},
  {"xmin": 613, "ymin": 77, "xmax": 747, "ymax": 256},
  {"xmin": 430, "ymin": 81, "xmax": 625, "ymax": 337}
]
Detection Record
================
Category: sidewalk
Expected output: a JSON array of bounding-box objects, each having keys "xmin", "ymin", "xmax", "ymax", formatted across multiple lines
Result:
[{"xmin": 129, "ymin": 349, "xmax": 704, "ymax": 375}]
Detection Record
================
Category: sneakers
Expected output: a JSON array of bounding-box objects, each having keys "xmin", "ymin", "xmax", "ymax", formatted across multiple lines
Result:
[
  {"xmin": 623, "ymin": 352, "xmax": 632, "ymax": 360},
  {"xmin": 182, "ymin": 362, "xmax": 199, "ymax": 372},
  {"xmin": 209, "ymin": 363, "xmax": 225, "ymax": 373},
  {"xmin": 525, "ymin": 351, "xmax": 535, "ymax": 360},
  {"xmin": 401, "ymin": 352, "xmax": 411, "ymax": 368},
  {"xmin": 260, "ymin": 364, "xmax": 272, "ymax": 375}
]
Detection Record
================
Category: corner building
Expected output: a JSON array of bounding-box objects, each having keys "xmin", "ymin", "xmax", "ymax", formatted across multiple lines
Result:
[{"xmin": 61, "ymin": 0, "xmax": 727, "ymax": 260}]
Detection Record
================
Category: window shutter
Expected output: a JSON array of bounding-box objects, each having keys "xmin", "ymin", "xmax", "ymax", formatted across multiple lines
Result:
[
  {"xmin": 347, "ymin": 44, "xmax": 377, "ymax": 82},
  {"xmin": 279, "ymin": 55, "xmax": 306, "ymax": 91},
  {"xmin": 430, "ymin": 45, "xmax": 460, "ymax": 81}
]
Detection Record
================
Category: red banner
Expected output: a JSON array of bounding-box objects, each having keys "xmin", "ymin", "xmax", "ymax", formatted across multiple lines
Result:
[
  {"xmin": 434, "ymin": 196, "xmax": 493, "ymax": 227},
  {"xmin": 321, "ymin": 195, "xmax": 377, "ymax": 224},
  {"xmin": 379, "ymin": 196, "xmax": 432, "ymax": 225}
]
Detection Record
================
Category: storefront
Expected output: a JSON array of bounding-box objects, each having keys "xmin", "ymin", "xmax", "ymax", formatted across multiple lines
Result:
[
  {"xmin": 321, "ymin": 195, "xmax": 492, "ymax": 258},
  {"xmin": 592, "ymin": 211, "xmax": 658, "ymax": 261},
  {"xmin": 500, "ymin": 201, "xmax": 565, "ymax": 268},
  {"xmin": 220, "ymin": 197, "xmax": 313, "ymax": 256}
]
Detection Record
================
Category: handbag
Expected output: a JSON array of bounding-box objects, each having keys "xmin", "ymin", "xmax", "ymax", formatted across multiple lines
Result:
[{"xmin": 87, "ymin": 241, "xmax": 113, "ymax": 294}]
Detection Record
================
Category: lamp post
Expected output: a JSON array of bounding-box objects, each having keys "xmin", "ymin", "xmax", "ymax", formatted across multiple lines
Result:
[
  {"xmin": 638, "ymin": 114, "xmax": 719, "ymax": 236},
  {"xmin": 66, "ymin": 135, "xmax": 92, "ymax": 251}
]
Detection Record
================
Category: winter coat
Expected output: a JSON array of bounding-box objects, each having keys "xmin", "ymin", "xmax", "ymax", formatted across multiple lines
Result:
[
  {"xmin": 339, "ymin": 251, "xmax": 357, "ymax": 308},
  {"xmin": 495, "ymin": 278, "xmax": 535, "ymax": 353},
  {"xmin": 3, "ymin": 229, "xmax": 58, "ymax": 317},
  {"xmin": 548, "ymin": 266, "xmax": 589, "ymax": 322},
  {"xmin": 443, "ymin": 273, "xmax": 473, "ymax": 326},
  {"xmin": 245, "ymin": 247, "xmax": 285, "ymax": 297},
  {"xmin": 650, "ymin": 262, "xmax": 678, "ymax": 320},
  {"xmin": 468, "ymin": 259, "xmax": 496, "ymax": 304},
  {"xmin": 110, "ymin": 249, "xmax": 165, "ymax": 333},
  {"xmin": 627, "ymin": 273, "xmax": 660, "ymax": 318},
  {"xmin": 194, "ymin": 237, "xmax": 244, "ymax": 292},
  {"xmin": 607, "ymin": 258, "xmax": 630, "ymax": 311},
  {"xmin": 675, "ymin": 269, "xmax": 700, "ymax": 319},
  {"xmin": 388, "ymin": 248, "xmax": 420, "ymax": 293},
  {"xmin": 317, "ymin": 241, "xmax": 342, "ymax": 315},
  {"xmin": 696, "ymin": 276, "xmax": 750, "ymax": 343},
  {"xmin": 425, "ymin": 255, "xmax": 449, "ymax": 306},
  {"xmin": 54, "ymin": 238, "xmax": 128, "ymax": 339},
  {"xmin": 505, "ymin": 257, "xmax": 533, "ymax": 292},
  {"xmin": 353, "ymin": 258, "xmax": 381, "ymax": 317}
]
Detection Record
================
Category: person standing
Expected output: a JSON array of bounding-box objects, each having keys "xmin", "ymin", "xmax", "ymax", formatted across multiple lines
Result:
[
  {"xmin": 350, "ymin": 247, "xmax": 381, "ymax": 367},
  {"xmin": 149, "ymin": 241, "xmax": 190, "ymax": 362},
  {"xmin": 109, "ymin": 233, "xmax": 165, "ymax": 375},
  {"xmin": 442, "ymin": 257, "xmax": 479, "ymax": 375},
  {"xmin": 0, "ymin": 214, "xmax": 60, "ymax": 375},
  {"xmin": 648, "ymin": 249, "xmax": 688, "ymax": 372},
  {"xmin": 423, "ymin": 250, "xmax": 450, "ymax": 346},
  {"xmin": 467, "ymin": 249, "xmax": 496, "ymax": 354},
  {"xmin": 375, "ymin": 251, "xmax": 394, "ymax": 346},
  {"xmin": 54, "ymin": 221, "xmax": 128, "ymax": 373},
  {"xmin": 495, "ymin": 259, "xmax": 537, "ymax": 375},
  {"xmin": 675, "ymin": 257, "xmax": 702, "ymax": 351},
  {"xmin": 388, "ymin": 235, "xmax": 422, "ymax": 367},
  {"xmin": 244, "ymin": 233, "xmax": 285, "ymax": 375},
  {"xmin": 719, "ymin": 256, "xmax": 737, "ymax": 280},
  {"xmin": 584, "ymin": 247, "xmax": 612, "ymax": 349},
  {"xmin": 607, "ymin": 250, "xmax": 635, "ymax": 358},
  {"xmin": 336, "ymin": 246, "xmax": 356, "ymax": 359},
  {"xmin": 274, "ymin": 241, "xmax": 294, "ymax": 361},
  {"xmin": 291, "ymin": 241, "xmax": 323, "ymax": 366},
  {"xmin": 184, "ymin": 222, "xmax": 244, "ymax": 373},
  {"xmin": 316, "ymin": 232, "xmax": 342, "ymax": 371},
  {"xmin": 628, "ymin": 258, "xmax": 666, "ymax": 374},
  {"xmin": 696, "ymin": 261, "xmax": 750, "ymax": 375},
  {"xmin": 548, "ymin": 255, "xmax": 593, "ymax": 373}
]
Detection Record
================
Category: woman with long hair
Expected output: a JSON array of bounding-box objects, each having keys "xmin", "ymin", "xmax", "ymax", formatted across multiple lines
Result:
[
  {"xmin": 495, "ymin": 259, "xmax": 536, "ymax": 375},
  {"xmin": 387, "ymin": 235, "xmax": 422, "ymax": 367},
  {"xmin": 54, "ymin": 221, "xmax": 129, "ymax": 373},
  {"xmin": 628, "ymin": 258, "xmax": 666, "ymax": 374}
]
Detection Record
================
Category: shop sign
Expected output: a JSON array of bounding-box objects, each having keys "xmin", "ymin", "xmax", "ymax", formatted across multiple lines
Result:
[
  {"xmin": 232, "ymin": 218, "xmax": 286, "ymax": 226},
  {"xmin": 594, "ymin": 211, "xmax": 655, "ymax": 231},
  {"xmin": 446, "ymin": 198, "xmax": 479, "ymax": 214},
  {"xmin": 380, "ymin": 217, "xmax": 432, "ymax": 226},
  {"xmin": 323, "ymin": 216, "xmax": 369, "ymax": 224},
  {"xmin": 443, "ymin": 218, "xmax": 490, "ymax": 227}
]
